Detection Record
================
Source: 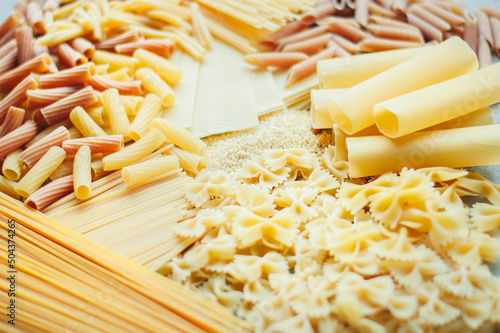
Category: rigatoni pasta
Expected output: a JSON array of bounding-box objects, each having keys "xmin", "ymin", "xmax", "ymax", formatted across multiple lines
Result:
[
  {"xmin": 27, "ymin": 86, "xmax": 83, "ymax": 109},
  {"xmin": 152, "ymin": 118, "xmax": 206, "ymax": 155},
  {"xmin": 73, "ymin": 145, "xmax": 92, "ymax": 200},
  {"xmin": 135, "ymin": 67, "xmax": 175, "ymax": 107},
  {"xmin": 122, "ymin": 155, "xmax": 180, "ymax": 185},
  {"xmin": 0, "ymin": 106, "xmax": 25, "ymax": 138},
  {"xmin": 134, "ymin": 48, "xmax": 182, "ymax": 85},
  {"xmin": 129, "ymin": 94, "xmax": 162, "ymax": 141},
  {"xmin": 69, "ymin": 106, "xmax": 107, "ymax": 138},
  {"xmin": 19, "ymin": 126, "xmax": 70, "ymax": 168},
  {"xmin": 40, "ymin": 86, "xmax": 99, "ymax": 125},
  {"xmin": 39, "ymin": 63, "xmax": 95, "ymax": 88},
  {"xmin": 0, "ymin": 120, "xmax": 38, "ymax": 160},
  {"xmin": 2, "ymin": 148, "xmax": 23, "ymax": 181},
  {"xmin": 25, "ymin": 175, "xmax": 74, "ymax": 210},
  {"xmin": 101, "ymin": 88, "xmax": 131, "ymax": 140},
  {"xmin": 62, "ymin": 135, "xmax": 124, "ymax": 155},
  {"xmin": 0, "ymin": 76, "xmax": 38, "ymax": 124},
  {"xmin": 0, "ymin": 53, "xmax": 51, "ymax": 90}
]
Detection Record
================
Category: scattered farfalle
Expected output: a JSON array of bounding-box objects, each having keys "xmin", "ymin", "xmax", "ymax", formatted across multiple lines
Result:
[
  {"xmin": 433, "ymin": 265, "xmax": 492, "ymax": 298},
  {"xmin": 232, "ymin": 209, "xmax": 299, "ymax": 250},
  {"xmin": 183, "ymin": 235, "xmax": 237, "ymax": 271},
  {"xmin": 175, "ymin": 209, "xmax": 228, "ymax": 239},
  {"xmin": 320, "ymin": 145, "xmax": 349, "ymax": 182},
  {"xmin": 387, "ymin": 289, "xmax": 419, "ymax": 321},
  {"xmin": 445, "ymin": 230, "xmax": 500, "ymax": 268},
  {"xmin": 273, "ymin": 187, "xmax": 319, "ymax": 223},
  {"xmin": 456, "ymin": 172, "xmax": 500, "ymax": 206},
  {"xmin": 234, "ymin": 185, "xmax": 276, "ymax": 217},
  {"xmin": 262, "ymin": 313, "xmax": 314, "ymax": 333},
  {"xmin": 369, "ymin": 226, "xmax": 420, "ymax": 262},
  {"xmin": 487, "ymin": 276, "xmax": 500, "ymax": 324},
  {"xmin": 162, "ymin": 256, "xmax": 192, "ymax": 283},
  {"xmin": 470, "ymin": 202, "xmax": 500, "ymax": 233},
  {"xmin": 417, "ymin": 167, "xmax": 468, "ymax": 183},
  {"xmin": 243, "ymin": 278, "xmax": 273, "ymax": 304},
  {"xmin": 327, "ymin": 220, "xmax": 385, "ymax": 258},
  {"xmin": 238, "ymin": 157, "xmax": 290, "ymax": 189},
  {"xmin": 290, "ymin": 275, "xmax": 336, "ymax": 319},
  {"xmin": 331, "ymin": 294, "xmax": 386, "ymax": 333},
  {"xmin": 286, "ymin": 167, "xmax": 340, "ymax": 195},
  {"xmin": 316, "ymin": 317, "xmax": 353, "ymax": 333},
  {"xmin": 197, "ymin": 275, "xmax": 243, "ymax": 312},
  {"xmin": 415, "ymin": 283, "xmax": 461, "ymax": 328},
  {"xmin": 447, "ymin": 290, "xmax": 494, "ymax": 330},
  {"xmin": 263, "ymin": 148, "xmax": 315, "ymax": 172},
  {"xmin": 230, "ymin": 252, "xmax": 289, "ymax": 283},
  {"xmin": 185, "ymin": 169, "xmax": 235, "ymax": 207}
]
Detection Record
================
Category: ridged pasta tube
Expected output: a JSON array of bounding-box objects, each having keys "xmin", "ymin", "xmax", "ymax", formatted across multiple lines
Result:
[
  {"xmin": 73, "ymin": 145, "xmax": 92, "ymax": 199},
  {"xmin": 122, "ymin": 155, "xmax": 180, "ymax": 185},
  {"xmin": 151, "ymin": 118, "xmax": 206, "ymax": 155}
]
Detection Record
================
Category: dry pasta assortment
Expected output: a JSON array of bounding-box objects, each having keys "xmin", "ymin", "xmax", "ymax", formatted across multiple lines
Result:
[{"xmin": 1, "ymin": 0, "xmax": 500, "ymax": 332}]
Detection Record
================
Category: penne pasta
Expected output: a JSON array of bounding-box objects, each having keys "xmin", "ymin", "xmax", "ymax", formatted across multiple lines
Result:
[
  {"xmin": 407, "ymin": 12, "xmax": 443, "ymax": 42},
  {"xmin": 135, "ymin": 67, "xmax": 175, "ymax": 107},
  {"xmin": 40, "ymin": 86, "xmax": 99, "ymax": 125},
  {"xmin": 16, "ymin": 146, "xmax": 67, "ymax": 197},
  {"xmin": 134, "ymin": 48, "xmax": 182, "ymax": 85},
  {"xmin": 39, "ymin": 62, "xmax": 96, "ymax": 88},
  {"xmin": 115, "ymin": 38, "xmax": 176, "ymax": 58},
  {"xmin": 0, "ymin": 174, "xmax": 20, "ymax": 199},
  {"xmin": 476, "ymin": 9, "xmax": 493, "ymax": 47},
  {"xmin": 329, "ymin": 34, "xmax": 360, "ymax": 53},
  {"xmin": 354, "ymin": 0, "xmax": 370, "ymax": 27},
  {"xmin": 392, "ymin": 0, "xmax": 408, "ymax": 15},
  {"xmin": 0, "ymin": 76, "xmax": 38, "ymax": 124},
  {"xmin": 0, "ymin": 107, "xmax": 25, "ymax": 138},
  {"xmin": 102, "ymin": 127, "xmax": 166, "ymax": 171},
  {"xmin": 129, "ymin": 94, "xmax": 162, "ymax": 141},
  {"xmin": 367, "ymin": 24, "xmax": 424, "ymax": 43},
  {"xmin": 328, "ymin": 37, "xmax": 477, "ymax": 134},
  {"xmin": 419, "ymin": 2, "xmax": 464, "ymax": 26},
  {"xmin": 374, "ymin": 62, "xmax": 500, "ymax": 138},
  {"xmin": 2, "ymin": 148, "xmax": 23, "ymax": 180},
  {"xmin": 407, "ymin": 5, "xmax": 452, "ymax": 32},
  {"xmin": 243, "ymin": 52, "xmax": 308, "ymax": 68},
  {"xmin": 260, "ymin": 20, "xmax": 308, "ymax": 50},
  {"xmin": 122, "ymin": 155, "xmax": 180, "ymax": 185},
  {"xmin": 95, "ymin": 30, "xmax": 142, "ymax": 51},
  {"xmin": 92, "ymin": 50, "xmax": 138, "ymax": 73},
  {"xmin": 282, "ymin": 33, "xmax": 331, "ymax": 55},
  {"xmin": 69, "ymin": 106, "xmax": 107, "ymax": 138},
  {"xmin": 151, "ymin": 118, "xmax": 206, "ymax": 155},
  {"xmin": 358, "ymin": 37, "xmax": 423, "ymax": 52},
  {"xmin": 0, "ymin": 53, "xmax": 51, "ymax": 90},
  {"xmin": 69, "ymin": 37, "xmax": 95, "ymax": 59},
  {"xmin": 62, "ymin": 135, "xmax": 124, "ymax": 155},
  {"xmin": 478, "ymin": 36, "xmax": 492, "ymax": 68},
  {"xmin": 27, "ymin": 86, "xmax": 83, "ymax": 109},
  {"xmin": 463, "ymin": 10, "xmax": 479, "ymax": 53},
  {"xmin": 300, "ymin": 2, "xmax": 338, "ymax": 25},
  {"xmin": 276, "ymin": 25, "xmax": 330, "ymax": 51},
  {"xmin": 369, "ymin": 2, "xmax": 399, "ymax": 19},
  {"xmin": 55, "ymin": 43, "xmax": 88, "ymax": 67},
  {"xmin": 101, "ymin": 88, "xmax": 130, "ymax": 140},
  {"xmin": 15, "ymin": 24, "xmax": 34, "ymax": 64},
  {"xmin": 20, "ymin": 126, "xmax": 70, "ymax": 168},
  {"xmin": 25, "ymin": 175, "xmax": 74, "ymax": 210},
  {"xmin": 73, "ymin": 145, "xmax": 92, "ymax": 200},
  {"xmin": 328, "ymin": 20, "xmax": 370, "ymax": 42},
  {"xmin": 90, "ymin": 76, "xmax": 144, "ymax": 95},
  {"xmin": 169, "ymin": 146, "xmax": 207, "ymax": 174}
]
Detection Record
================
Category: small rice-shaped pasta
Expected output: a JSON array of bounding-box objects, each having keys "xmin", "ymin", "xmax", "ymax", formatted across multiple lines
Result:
[
  {"xmin": 92, "ymin": 50, "xmax": 138, "ymax": 73},
  {"xmin": 2, "ymin": 148, "xmax": 23, "ymax": 180},
  {"xmin": 0, "ymin": 175, "xmax": 20, "ymax": 199},
  {"xmin": 55, "ymin": 43, "xmax": 87, "ymax": 67},
  {"xmin": 16, "ymin": 146, "xmax": 66, "ymax": 197},
  {"xmin": 69, "ymin": 106, "xmax": 107, "ymax": 138},
  {"xmin": 25, "ymin": 175, "xmax": 74, "ymax": 211},
  {"xmin": 0, "ymin": 107, "xmax": 25, "ymax": 138},
  {"xmin": 102, "ymin": 127, "xmax": 165, "ymax": 171},
  {"xmin": 0, "ymin": 53, "xmax": 51, "ymax": 90},
  {"xmin": 134, "ymin": 48, "xmax": 182, "ymax": 85},
  {"xmin": 0, "ymin": 76, "xmax": 38, "ymax": 124},
  {"xmin": 135, "ymin": 67, "xmax": 175, "ymax": 107},
  {"xmin": 15, "ymin": 24, "xmax": 34, "ymax": 64},
  {"xmin": 0, "ymin": 120, "xmax": 38, "ymax": 160},
  {"xmin": 169, "ymin": 146, "xmax": 207, "ymax": 174},
  {"xmin": 39, "ymin": 62, "xmax": 95, "ymax": 88},
  {"xmin": 115, "ymin": 38, "xmax": 175, "ymax": 58},
  {"xmin": 62, "ymin": 135, "xmax": 124, "ymax": 155},
  {"xmin": 129, "ymin": 94, "xmax": 162, "ymax": 141},
  {"xmin": 73, "ymin": 145, "xmax": 92, "ymax": 200},
  {"xmin": 151, "ymin": 118, "xmax": 206, "ymax": 155},
  {"xmin": 69, "ymin": 37, "xmax": 95, "ymax": 59},
  {"xmin": 40, "ymin": 86, "xmax": 99, "ymax": 125},
  {"xmin": 27, "ymin": 86, "xmax": 83, "ymax": 109},
  {"xmin": 89, "ymin": 75, "xmax": 144, "ymax": 95},
  {"xmin": 20, "ymin": 126, "xmax": 70, "ymax": 168},
  {"xmin": 121, "ymin": 155, "xmax": 180, "ymax": 185},
  {"xmin": 101, "ymin": 88, "xmax": 130, "ymax": 140}
]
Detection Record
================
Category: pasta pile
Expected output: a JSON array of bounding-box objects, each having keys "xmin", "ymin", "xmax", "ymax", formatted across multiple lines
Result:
[
  {"xmin": 168, "ymin": 147, "xmax": 500, "ymax": 333},
  {"xmin": 0, "ymin": 0, "xmax": 216, "ymax": 210},
  {"xmin": 0, "ymin": 192, "xmax": 250, "ymax": 332},
  {"xmin": 245, "ymin": 0, "xmax": 500, "ymax": 87}
]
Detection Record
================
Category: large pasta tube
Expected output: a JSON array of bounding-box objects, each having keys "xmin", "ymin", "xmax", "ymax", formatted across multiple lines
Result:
[
  {"xmin": 328, "ymin": 36, "xmax": 478, "ymax": 134},
  {"xmin": 311, "ymin": 89, "xmax": 346, "ymax": 129},
  {"xmin": 374, "ymin": 62, "xmax": 500, "ymax": 138},
  {"xmin": 347, "ymin": 124, "xmax": 500, "ymax": 178},
  {"xmin": 317, "ymin": 46, "xmax": 431, "ymax": 89}
]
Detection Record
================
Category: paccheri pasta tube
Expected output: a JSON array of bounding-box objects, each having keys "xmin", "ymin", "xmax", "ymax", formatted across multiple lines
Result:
[
  {"xmin": 374, "ymin": 62, "xmax": 500, "ymax": 138},
  {"xmin": 328, "ymin": 36, "xmax": 478, "ymax": 134},
  {"xmin": 347, "ymin": 124, "xmax": 500, "ymax": 178},
  {"xmin": 310, "ymin": 88, "xmax": 346, "ymax": 129}
]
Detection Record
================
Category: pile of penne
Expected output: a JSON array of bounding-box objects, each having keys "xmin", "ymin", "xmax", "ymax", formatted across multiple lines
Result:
[
  {"xmin": 245, "ymin": 0, "xmax": 500, "ymax": 87},
  {"xmin": 0, "ymin": 0, "xmax": 219, "ymax": 211}
]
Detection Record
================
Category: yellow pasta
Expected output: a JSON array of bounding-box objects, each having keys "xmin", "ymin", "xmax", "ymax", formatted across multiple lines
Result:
[
  {"xmin": 134, "ymin": 48, "xmax": 182, "ymax": 85},
  {"xmin": 69, "ymin": 106, "xmax": 107, "ymax": 137},
  {"xmin": 102, "ymin": 127, "xmax": 166, "ymax": 171},
  {"xmin": 129, "ymin": 94, "xmax": 162, "ymax": 141},
  {"xmin": 151, "ymin": 118, "xmax": 207, "ymax": 155},
  {"xmin": 169, "ymin": 146, "xmax": 207, "ymax": 174},
  {"xmin": 135, "ymin": 67, "xmax": 176, "ymax": 107},
  {"xmin": 120, "ymin": 95, "xmax": 144, "ymax": 116},
  {"xmin": 73, "ymin": 145, "xmax": 92, "ymax": 200},
  {"xmin": 0, "ymin": 174, "xmax": 20, "ymax": 199},
  {"xmin": 122, "ymin": 155, "xmax": 180, "ymax": 185},
  {"xmin": 101, "ymin": 88, "xmax": 130, "ymax": 141},
  {"xmin": 310, "ymin": 89, "xmax": 347, "ymax": 129},
  {"xmin": 16, "ymin": 146, "xmax": 67, "ymax": 197},
  {"xmin": 2, "ymin": 148, "xmax": 23, "ymax": 180},
  {"xmin": 92, "ymin": 50, "xmax": 139, "ymax": 73}
]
